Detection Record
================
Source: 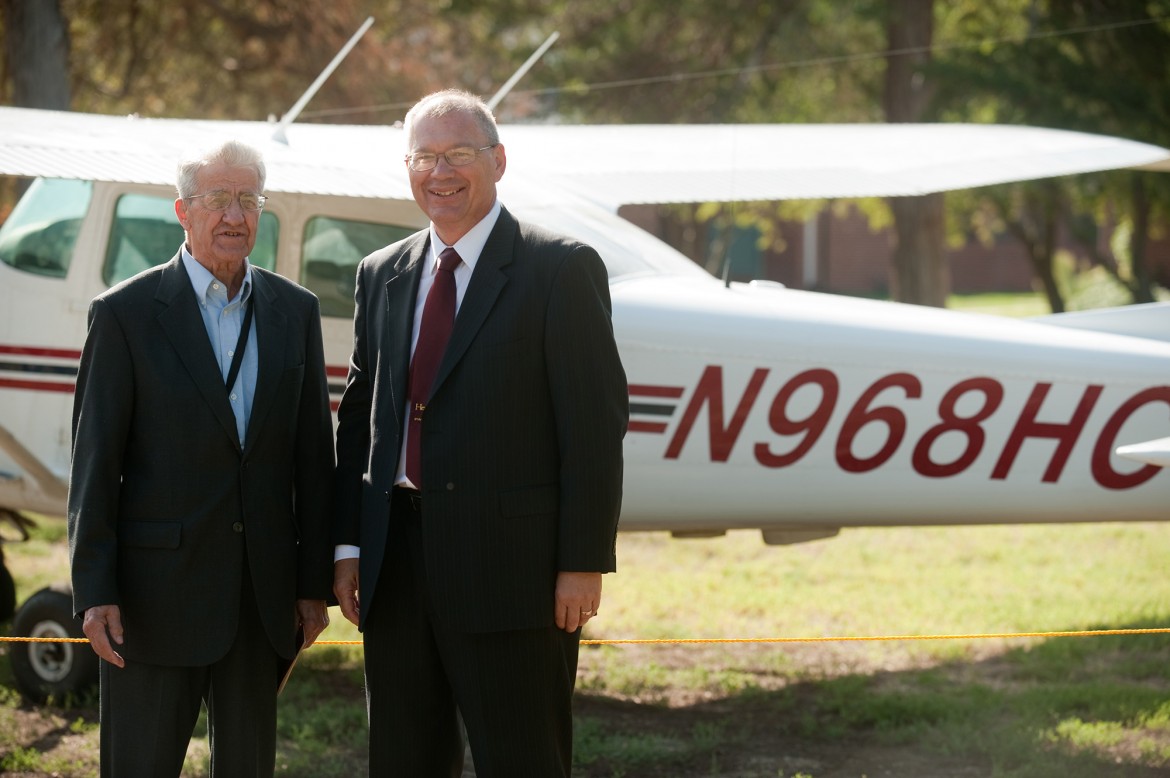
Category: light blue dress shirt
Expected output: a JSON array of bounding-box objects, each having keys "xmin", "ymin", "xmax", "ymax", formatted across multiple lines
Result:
[{"xmin": 181, "ymin": 248, "xmax": 258, "ymax": 447}]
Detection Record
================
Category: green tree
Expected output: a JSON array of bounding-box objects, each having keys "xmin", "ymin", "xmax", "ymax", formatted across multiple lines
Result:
[
  {"xmin": 934, "ymin": 0, "xmax": 1170, "ymax": 308},
  {"xmin": 885, "ymin": 0, "xmax": 947, "ymax": 306},
  {"xmin": 1, "ymin": 0, "xmax": 70, "ymax": 110}
]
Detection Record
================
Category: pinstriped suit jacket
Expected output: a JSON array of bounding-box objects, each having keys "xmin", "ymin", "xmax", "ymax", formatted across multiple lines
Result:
[
  {"xmin": 67, "ymin": 254, "xmax": 336, "ymax": 665},
  {"xmin": 333, "ymin": 206, "xmax": 628, "ymax": 633}
]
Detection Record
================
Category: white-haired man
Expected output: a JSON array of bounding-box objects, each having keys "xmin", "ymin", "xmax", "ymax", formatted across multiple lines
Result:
[{"xmin": 69, "ymin": 139, "xmax": 334, "ymax": 776}]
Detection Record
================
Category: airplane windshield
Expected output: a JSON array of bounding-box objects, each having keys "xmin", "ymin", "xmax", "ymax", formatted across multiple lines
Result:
[
  {"xmin": 510, "ymin": 203, "xmax": 713, "ymax": 281},
  {"xmin": 0, "ymin": 178, "xmax": 92, "ymax": 279}
]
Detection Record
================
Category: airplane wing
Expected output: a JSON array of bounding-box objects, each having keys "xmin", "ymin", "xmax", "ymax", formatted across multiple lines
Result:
[
  {"xmin": 1032, "ymin": 301, "xmax": 1170, "ymax": 344},
  {"xmin": 0, "ymin": 107, "xmax": 413, "ymax": 199},
  {"xmin": 502, "ymin": 123, "xmax": 1170, "ymax": 206},
  {"xmin": 0, "ymin": 106, "xmax": 1167, "ymax": 207}
]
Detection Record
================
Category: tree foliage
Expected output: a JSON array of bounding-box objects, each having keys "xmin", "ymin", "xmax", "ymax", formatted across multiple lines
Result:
[
  {"xmin": 1, "ymin": 0, "xmax": 70, "ymax": 110},
  {"xmin": 1, "ymin": 0, "xmax": 1166, "ymax": 306},
  {"xmin": 932, "ymin": 0, "xmax": 1170, "ymax": 307}
]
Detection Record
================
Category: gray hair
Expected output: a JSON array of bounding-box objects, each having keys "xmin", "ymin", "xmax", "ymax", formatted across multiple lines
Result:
[
  {"xmin": 175, "ymin": 139, "xmax": 267, "ymax": 198},
  {"xmin": 403, "ymin": 89, "xmax": 499, "ymax": 149}
]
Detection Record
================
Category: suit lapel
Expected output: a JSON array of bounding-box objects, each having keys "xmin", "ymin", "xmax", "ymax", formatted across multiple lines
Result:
[
  {"xmin": 244, "ymin": 269, "xmax": 286, "ymax": 452},
  {"xmin": 155, "ymin": 255, "xmax": 242, "ymax": 448},
  {"xmin": 430, "ymin": 209, "xmax": 517, "ymax": 396}
]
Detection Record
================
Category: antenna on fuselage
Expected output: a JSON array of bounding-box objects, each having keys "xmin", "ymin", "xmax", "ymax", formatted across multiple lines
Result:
[
  {"xmin": 486, "ymin": 31, "xmax": 560, "ymax": 112},
  {"xmin": 270, "ymin": 16, "xmax": 375, "ymax": 144}
]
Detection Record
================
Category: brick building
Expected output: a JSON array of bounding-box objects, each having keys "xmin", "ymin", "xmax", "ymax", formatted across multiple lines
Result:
[{"xmin": 621, "ymin": 203, "xmax": 1170, "ymax": 300}]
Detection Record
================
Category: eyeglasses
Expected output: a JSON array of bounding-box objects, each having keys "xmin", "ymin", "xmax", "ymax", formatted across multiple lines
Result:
[
  {"xmin": 405, "ymin": 145, "xmax": 497, "ymax": 172},
  {"xmin": 187, "ymin": 191, "xmax": 268, "ymax": 211}
]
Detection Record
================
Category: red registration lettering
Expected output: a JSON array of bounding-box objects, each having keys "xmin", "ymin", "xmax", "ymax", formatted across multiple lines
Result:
[
  {"xmin": 665, "ymin": 365, "xmax": 768, "ymax": 462},
  {"xmin": 836, "ymin": 373, "xmax": 922, "ymax": 473},
  {"xmin": 912, "ymin": 378, "xmax": 1004, "ymax": 478},
  {"xmin": 755, "ymin": 368, "xmax": 839, "ymax": 468},
  {"xmin": 991, "ymin": 383, "xmax": 1101, "ymax": 483},
  {"xmin": 1091, "ymin": 386, "xmax": 1170, "ymax": 489}
]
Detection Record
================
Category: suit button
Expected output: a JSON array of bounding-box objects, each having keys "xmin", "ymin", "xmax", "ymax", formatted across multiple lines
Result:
[
  {"xmin": 445, "ymin": 482, "xmax": 455, "ymax": 491},
  {"xmin": 233, "ymin": 522, "xmax": 244, "ymax": 533}
]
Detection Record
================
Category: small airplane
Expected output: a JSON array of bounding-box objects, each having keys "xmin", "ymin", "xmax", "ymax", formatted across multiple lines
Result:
[
  {"xmin": 3, "ymin": 102, "xmax": 1170, "ymax": 706},
  {"xmin": 2, "ymin": 105, "xmax": 1170, "ymax": 547},
  {"xmin": 4, "ymin": 16, "xmax": 1169, "ymax": 703}
]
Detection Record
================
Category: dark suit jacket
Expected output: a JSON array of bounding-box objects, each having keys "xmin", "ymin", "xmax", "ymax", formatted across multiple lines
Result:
[
  {"xmin": 333, "ymin": 207, "xmax": 628, "ymax": 633},
  {"xmin": 68, "ymin": 253, "xmax": 335, "ymax": 665}
]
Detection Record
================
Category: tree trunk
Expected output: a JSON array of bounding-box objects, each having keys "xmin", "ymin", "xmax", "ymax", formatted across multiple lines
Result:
[
  {"xmin": 1005, "ymin": 183, "xmax": 1065, "ymax": 313},
  {"xmin": 884, "ymin": 0, "xmax": 947, "ymax": 307},
  {"xmin": 2, "ymin": 0, "xmax": 70, "ymax": 110},
  {"xmin": 888, "ymin": 193, "xmax": 948, "ymax": 305},
  {"xmin": 1130, "ymin": 173, "xmax": 1154, "ymax": 304},
  {"xmin": 1030, "ymin": 195, "xmax": 1064, "ymax": 314}
]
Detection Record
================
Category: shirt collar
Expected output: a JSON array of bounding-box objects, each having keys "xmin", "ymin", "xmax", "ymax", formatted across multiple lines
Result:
[
  {"xmin": 427, "ymin": 199, "xmax": 502, "ymax": 274},
  {"xmin": 181, "ymin": 245, "xmax": 253, "ymax": 306}
]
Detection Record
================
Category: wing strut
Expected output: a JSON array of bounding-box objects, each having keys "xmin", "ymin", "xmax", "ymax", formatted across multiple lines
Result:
[
  {"xmin": 270, "ymin": 16, "xmax": 375, "ymax": 144},
  {"xmin": 1116, "ymin": 437, "xmax": 1170, "ymax": 468},
  {"xmin": 486, "ymin": 32, "xmax": 559, "ymax": 112}
]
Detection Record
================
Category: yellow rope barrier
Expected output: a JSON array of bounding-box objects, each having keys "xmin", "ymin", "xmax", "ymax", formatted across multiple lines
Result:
[{"xmin": 3, "ymin": 628, "xmax": 1169, "ymax": 646}]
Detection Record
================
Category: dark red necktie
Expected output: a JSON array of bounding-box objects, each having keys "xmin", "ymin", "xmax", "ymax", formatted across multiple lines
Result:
[{"xmin": 406, "ymin": 247, "xmax": 461, "ymax": 488}]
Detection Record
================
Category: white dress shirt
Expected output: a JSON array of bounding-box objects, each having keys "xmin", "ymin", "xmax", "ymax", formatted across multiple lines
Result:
[{"xmin": 335, "ymin": 200, "xmax": 502, "ymax": 562}]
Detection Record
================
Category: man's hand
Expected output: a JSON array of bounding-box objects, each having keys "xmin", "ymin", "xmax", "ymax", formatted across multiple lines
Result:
[
  {"xmin": 554, "ymin": 571, "xmax": 602, "ymax": 633},
  {"xmin": 333, "ymin": 558, "xmax": 360, "ymax": 627},
  {"xmin": 82, "ymin": 604, "xmax": 125, "ymax": 667},
  {"xmin": 295, "ymin": 599, "xmax": 330, "ymax": 647}
]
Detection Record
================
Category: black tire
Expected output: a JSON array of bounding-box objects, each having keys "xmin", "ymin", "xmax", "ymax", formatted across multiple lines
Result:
[
  {"xmin": 0, "ymin": 547, "xmax": 15, "ymax": 624},
  {"xmin": 10, "ymin": 587, "xmax": 99, "ymax": 704}
]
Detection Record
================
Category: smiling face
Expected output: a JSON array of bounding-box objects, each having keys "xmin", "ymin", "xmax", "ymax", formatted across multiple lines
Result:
[
  {"xmin": 407, "ymin": 110, "xmax": 506, "ymax": 246},
  {"xmin": 174, "ymin": 162, "xmax": 261, "ymax": 271}
]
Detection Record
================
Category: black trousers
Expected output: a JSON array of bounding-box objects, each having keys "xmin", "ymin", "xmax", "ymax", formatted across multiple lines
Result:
[
  {"xmin": 98, "ymin": 561, "xmax": 280, "ymax": 778},
  {"xmin": 363, "ymin": 490, "xmax": 580, "ymax": 777}
]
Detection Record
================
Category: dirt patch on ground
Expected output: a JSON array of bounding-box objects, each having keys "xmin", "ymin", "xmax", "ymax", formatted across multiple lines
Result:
[
  {"xmin": 3, "ymin": 640, "xmax": 1169, "ymax": 777},
  {"xmin": 1, "ymin": 699, "xmax": 100, "ymax": 777}
]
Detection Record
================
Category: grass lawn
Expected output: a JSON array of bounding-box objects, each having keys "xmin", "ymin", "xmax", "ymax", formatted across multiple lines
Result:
[
  {"xmin": 2, "ymin": 291, "xmax": 1166, "ymax": 776},
  {"xmin": 3, "ymin": 513, "xmax": 1169, "ymax": 777}
]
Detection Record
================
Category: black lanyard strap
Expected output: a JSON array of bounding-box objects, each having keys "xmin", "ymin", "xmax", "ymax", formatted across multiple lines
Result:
[{"xmin": 225, "ymin": 297, "xmax": 254, "ymax": 391}]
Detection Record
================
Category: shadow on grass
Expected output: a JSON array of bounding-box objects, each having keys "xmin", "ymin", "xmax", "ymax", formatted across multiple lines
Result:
[
  {"xmin": 570, "ymin": 619, "xmax": 1170, "ymax": 778},
  {"xmin": 1, "ymin": 621, "xmax": 1167, "ymax": 777}
]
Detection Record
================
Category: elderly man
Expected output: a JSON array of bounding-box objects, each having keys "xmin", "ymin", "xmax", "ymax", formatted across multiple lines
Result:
[
  {"xmin": 333, "ymin": 89, "xmax": 628, "ymax": 776},
  {"xmin": 68, "ymin": 138, "xmax": 334, "ymax": 777}
]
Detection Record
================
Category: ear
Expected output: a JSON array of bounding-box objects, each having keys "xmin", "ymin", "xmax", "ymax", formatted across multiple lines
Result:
[
  {"xmin": 174, "ymin": 198, "xmax": 190, "ymax": 229},
  {"xmin": 492, "ymin": 143, "xmax": 507, "ymax": 182}
]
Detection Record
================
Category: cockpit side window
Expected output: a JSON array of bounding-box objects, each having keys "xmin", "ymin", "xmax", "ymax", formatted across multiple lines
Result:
[
  {"xmin": 301, "ymin": 216, "xmax": 414, "ymax": 319},
  {"xmin": 103, "ymin": 193, "xmax": 278, "ymax": 286},
  {"xmin": 0, "ymin": 178, "xmax": 92, "ymax": 279}
]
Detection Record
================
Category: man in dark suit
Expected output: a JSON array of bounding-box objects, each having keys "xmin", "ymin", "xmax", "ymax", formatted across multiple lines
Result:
[
  {"xmin": 68, "ymin": 139, "xmax": 335, "ymax": 777},
  {"xmin": 332, "ymin": 89, "xmax": 628, "ymax": 776}
]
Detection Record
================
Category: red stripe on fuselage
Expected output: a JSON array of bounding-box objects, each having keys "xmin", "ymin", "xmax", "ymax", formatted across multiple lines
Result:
[
  {"xmin": 0, "ymin": 378, "xmax": 76, "ymax": 393},
  {"xmin": 628, "ymin": 384, "xmax": 684, "ymax": 398},
  {"xmin": 0, "ymin": 345, "xmax": 82, "ymax": 360}
]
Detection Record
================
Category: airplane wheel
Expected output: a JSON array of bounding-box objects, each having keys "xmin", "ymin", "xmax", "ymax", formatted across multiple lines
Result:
[
  {"xmin": 0, "ymin": 548, "xmax": 15, "ymax": 624},
  {"xmin": 10, "ymin": 588, "xmax": 98, "ymax": 704}
]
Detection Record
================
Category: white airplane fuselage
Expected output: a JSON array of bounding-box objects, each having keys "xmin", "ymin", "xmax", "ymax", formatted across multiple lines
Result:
[{"xmin": 1, "ymin": 179, "xmax": 1168, "ymax": 543}]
